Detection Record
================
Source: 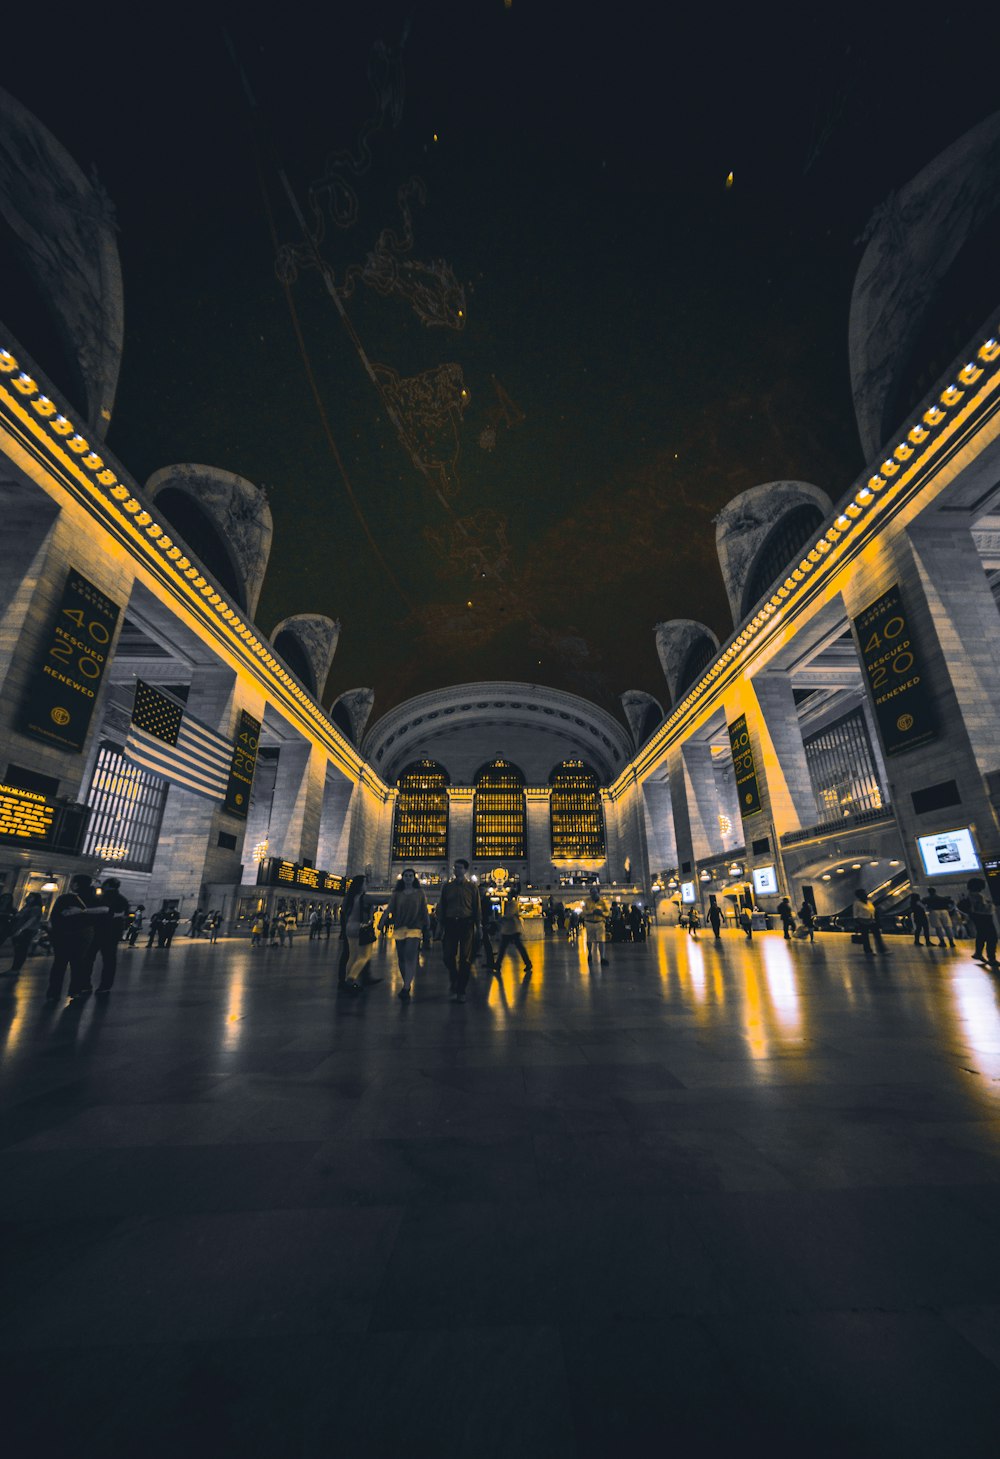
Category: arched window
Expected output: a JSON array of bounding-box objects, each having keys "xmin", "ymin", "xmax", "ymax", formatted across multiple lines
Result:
[
  {"xmin": 742, "ymin": 504, "xmax": 824, "ymax": 619},
  {"xmin": 473, "ymin": 759, "xmax": 525, "ymax": 859},
  {"xmin": 677, "ymin": 636, "xmax": 717, "ymax": 697},
  {"xmin": 153, "ymin": 488, "xmax": 247, "ymax": 610},
  {"xmin": 550, "ymin": 761, "xmax": 605, "ymax": 860},
  {"xmin": 392, "ymin": 761, "xmax": 450, "ymax": 861}
]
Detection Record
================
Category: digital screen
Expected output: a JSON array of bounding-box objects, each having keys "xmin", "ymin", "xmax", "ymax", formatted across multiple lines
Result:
[
  {"xmin": 0, "ymin": 781, "xmax": 55, "ymax": 844},
  {"xmin": 680, "ymin": 881, "xmax": 696, "ymax": 904},
  {"xmin": 296, "ymin": 865, "xmax": 320, "ymax": 888},
  {"xmin": 276, "ymin": 861, "xmax": 297, "ymax": 883},
  {"xmin": 258, "ymin": 857, "xmax": 346, "ymax": 894},
  {"xmin": 752, "ymin": 865, "xmax": 779, "ymax": 896},
  {"xmin": 916, "ymin": 828, "xmax": 981, "ymax": 877}
]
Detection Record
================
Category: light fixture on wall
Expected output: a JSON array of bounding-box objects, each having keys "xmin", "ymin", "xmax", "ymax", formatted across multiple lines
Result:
[
  {"xmin": 700, "ymin": 869, "xmax": 711, "ymax": 882},
  {"xmin": 40, "ymin": 872, "xmax": 58, "ymax": 892}
]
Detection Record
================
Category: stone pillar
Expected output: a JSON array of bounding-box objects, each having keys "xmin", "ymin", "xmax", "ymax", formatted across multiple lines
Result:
[
  {"xmin": 680, "ymin": 741, "xmax": 726, "ymax": 859},
  {"xmin": 146, "ymin": 664, "xmax": 242, "ymax": 912},
  {"xmin": 447, "ymin": 787, "xmax": 474, "ymax": 864},
  {"xmin": 525, "ymin": 788, "xmax": 551, "ymax": 885},
  {"xmin": 743, "ymin": 672, "xmax": 817, "ymax": 832},
  {"xmin": 642, "ymin": 778, "xmax": 677, "ymax": 872},
  {"xmin": 315, "ymin": 765, "xmax": 356, "ymax": 872},
  {"xmin": 266, "ymin": 739, "xmax": 326, "ymax": 865},
  {"xmin": 667, "ymin": 747, "xmax": 697, "ymax": 878}
]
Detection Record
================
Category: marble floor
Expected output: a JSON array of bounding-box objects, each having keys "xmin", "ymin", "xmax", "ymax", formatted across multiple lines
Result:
[{"xmin": 4, "ymin": 926, "xmax": 1000, "ymax": 1457}]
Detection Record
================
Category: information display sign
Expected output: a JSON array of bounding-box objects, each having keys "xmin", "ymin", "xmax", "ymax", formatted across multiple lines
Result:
[
  {"xmin": 20, "ymin": 569, "xmax": 120, "ymax": 753},
  {"xmin": 915, "ymin": 828, "xmax": 981, "ymax": 877},
  {"xmin": 224, "ymin": 709, "xmax": 260, "ymax": 818},
  {"xmin": 752, "ymin": 864, "xmax": 779, "ymax": 897},
  {"xmin": 853, "ymin": 585, "xmax": 937, "ymax": 756},
  {"xmin": 680, "ymin": 880, "xmax": 696, "ymax": 904},
  {"xmin": 0, "ymin": 781, "xmax": 55, "ymax": 845},
  {"xmin": 257, "ymin": 858, "xmax": 346, "ymax": 895},
  {"xmin": 728, "ymin": 713, "xmax": 762, "ymax": 818}
]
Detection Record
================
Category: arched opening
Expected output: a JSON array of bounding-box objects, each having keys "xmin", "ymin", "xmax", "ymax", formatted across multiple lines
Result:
[
  {"xmin": 0, "ymin": 214, "xmax": 89, "ymax": 418},
  {"xmin": 881, "ymin": 207, "xmax": 1000, "ymax": 442},
  {"xmin": 392, "ymin": 761, "xmax": 450, "ymax": 861},
  {"xmin": 153, "ymin": 487, "xmax": 247, "ymax": 610},
  {"xmin": 273, "ymin": 630, "xmax": 317, "ymax": 696},
  {"xmin": 742, "ymin": 504, "xmax": 824, "ymax": 619},
  {"xmin": 549, "ymin": 761, "xmax": 605, "ymax": 860},
  {"xmin": 676, "ymin": 636, "xmax": 717, "ymax": 698},
  {"xmin": 473, "ymin": 759, "xmax": 526, "ymax": 860},
  {"xmin": 329, "ymin": 700, "xmax": 355, "ymax": 744}
]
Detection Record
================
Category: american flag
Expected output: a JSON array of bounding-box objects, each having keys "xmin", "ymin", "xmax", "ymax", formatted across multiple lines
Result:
[{"xmin": 123, "ymin": 681, "xmax": 232, "ymax": 802}]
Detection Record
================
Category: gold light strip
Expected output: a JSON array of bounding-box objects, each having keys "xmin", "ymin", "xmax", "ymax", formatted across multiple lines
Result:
[
  {"xmin": 0, "ymin": 344, "xmax": 388, "ymax": 798},
  {"xmin": 610, "ymin": 329, "xmax": 1000, "ymax": 797}
]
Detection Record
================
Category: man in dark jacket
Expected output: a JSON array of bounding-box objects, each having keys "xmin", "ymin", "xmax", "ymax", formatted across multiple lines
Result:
[
  {"xmin": 46, "ymin": 874, "xmax": 109, "ymax": 1001},
  {"xmin": 438, "ymin": 860, "xmax": 481, "ymax": 1003},
  {"xmin": 91, "ymin": 877, "xmax": 130, "ymax": 994}
]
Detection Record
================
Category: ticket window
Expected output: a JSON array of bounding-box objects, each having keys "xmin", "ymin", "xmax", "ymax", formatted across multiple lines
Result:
[{"xmin": 19, "ymin": 870, "xmax": 65, "ymax": 917}]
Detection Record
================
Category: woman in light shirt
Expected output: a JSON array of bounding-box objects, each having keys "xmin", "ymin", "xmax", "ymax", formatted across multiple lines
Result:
[{"xmin": 383, "ymin": 869, "xmax": 429, "ymax": 1001}]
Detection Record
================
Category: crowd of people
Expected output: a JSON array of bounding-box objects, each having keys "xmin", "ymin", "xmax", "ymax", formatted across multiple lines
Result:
[
  {"xmin": 3, "ymin": 864, "xmax": 999, "ymax": 1004},
  {"xmin": 673, "ymin": 880, "xmax": 999, "ymax": 971}
]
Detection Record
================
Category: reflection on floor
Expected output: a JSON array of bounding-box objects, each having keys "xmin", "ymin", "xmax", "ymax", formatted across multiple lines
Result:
[{"xmin": 4, "ymin": 928, "xmax": 1000, "ymax": 1457}]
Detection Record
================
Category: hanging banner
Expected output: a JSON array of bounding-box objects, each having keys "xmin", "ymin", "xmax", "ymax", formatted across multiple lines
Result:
[
  {"xmin": 852, "ymin": 585, "xmax": 937, "ymax": 757},
  {"xmin": 728, "ymin": 713, "xmax": 762, "ymax": 818},
  {"xmin": 224, "ymin": 709, "xmax": 261, "ymax": 818},
  {"xmin": 20, "ymin": 569, "xmax": 120, "ymax": 753}
]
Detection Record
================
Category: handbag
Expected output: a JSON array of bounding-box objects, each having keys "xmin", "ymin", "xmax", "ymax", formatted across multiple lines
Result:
[{"xmin": 358, "ymin": 920, "xmax": 376, "ymax": 946}]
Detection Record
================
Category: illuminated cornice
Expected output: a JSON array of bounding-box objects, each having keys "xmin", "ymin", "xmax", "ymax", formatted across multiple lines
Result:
[
  {"xmin": 0, "ymin": 338, "xmax": 390, "ymax": 800},
  {"xmin": 610, "ymin": 325, "xmax": 1000, "ymax": 798}
]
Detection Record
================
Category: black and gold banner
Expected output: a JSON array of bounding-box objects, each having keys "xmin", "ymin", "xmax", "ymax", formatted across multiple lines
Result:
[
  {"xmin": 853, "ymin": 585, "xmax": 937, "ymax": 757},
  {"xmin": 224, "ymin": 709, "xmax": 261, "ymax": 818},
  {"xmin": 20, "ymin": 569, "xmax": 120, "ymax": 754},
  {"xmin": 728, "ymin": 713, "xmax": 763, "ymax": 818}
]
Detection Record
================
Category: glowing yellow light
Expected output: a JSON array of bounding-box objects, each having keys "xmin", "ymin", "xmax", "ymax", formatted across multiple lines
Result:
[{"xmin": 725, "ymin": 171, "xmax": 734, "ymax": 188}]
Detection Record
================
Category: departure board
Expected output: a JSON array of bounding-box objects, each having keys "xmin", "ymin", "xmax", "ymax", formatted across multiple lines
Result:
[{"xmin": 0, "ymin": 781, "xmax": 56, "ymax": 844}]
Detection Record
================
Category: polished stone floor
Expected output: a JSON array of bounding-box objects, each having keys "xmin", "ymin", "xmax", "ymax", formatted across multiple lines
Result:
[{"xmin": 4, "ymin": 926, "xmax": 1000, "ymax": 1457}]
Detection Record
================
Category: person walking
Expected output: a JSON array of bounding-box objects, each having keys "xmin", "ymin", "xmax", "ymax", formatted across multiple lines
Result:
[
  {"xmin": 582, "ymin": 884, "xmax": 611, "ymax": 969},
  {"xmin": 908, "ymin": 891, "xmax": 933, "ymax": 948},
  {"xmin": 45, "ymin": 874, "xmax": 109, "ymax": 1001},
  {"xmin": 707, "ymin": 897, "xmax": 724, "ymax": 942},
  {"xmin": 323, "ymin": 907, "xmax": 333, "ymax": 940},
  {"xmin": 125, "ymin": 904, "xmax": 144, "ymax": 947},
  {"xmin": 495, "ymin": 894, "xmax": 533, "ymax": 976},
  {"xmin": 206, "ymin": 910, "xmax": 221, "ymax": 944},
  {"xmin": 5, "ymin": 893, "xmax": 43, "ymax": 975},
  {"xmin": 188, "ymin": 907, "xmax": 206, "ymax": 938},
  {"xmin": 159, "ymin": 906, "xmax": 180, "ymax": 948},
  {"xmin": 384, "ymin": 867, "xmax": 429, "ymax": 1000},
  {"xmin": 966, "ymin": 877, "xmax": 999, "ymax": 970},
  {"xmin": 478, "ymin": 883, "xmax": 498, "ymax": 974},
  {"xmin": 90, "ymin": 877, "xmax": 129, "ymax": 994},
  {"xmin": 438, "ymin": 859, "xmax": 481, "ymax": 1003},
  {"xmin": 798, "ymin": 898, "xmax": 816, "ymax": 943},
  {"xmin": 777, "ymin": 896, "xmax": 795, "ymax": 940},
  {"xmin": 739, "ymin": 905, "xmax": 754, "ymax": 941},
  {"xmin": 852, "ymin": 888, "xmax": 888, "ymax": 957},
  {"xmin": 687, "ymin": 905, "xmax": 701, "ymax": 939},
  {"xmin": 283, "ymin": 909, "xmax": 297, "ymax": 946},
  {"xmin": 309, "ymin": 909, "xmax": 322, "ymax": 941},
  {"xmin": 925, "ymin": 888, "xmax": 956, "ymax": 948},
  {"xmin": 341, "ymin": 874, "xmax": 378, "ymax": 991},
  {"xmin": 251, "ymin": 911, "xmax": 266, "ymax": 947},
  {"xmin": 145, "ymin": 908, "xmax": 163, "ymax": 949}
]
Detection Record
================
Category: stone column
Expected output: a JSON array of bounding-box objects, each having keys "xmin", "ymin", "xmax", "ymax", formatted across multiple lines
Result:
[
  {"xmin": 667, "ymin": 747, "xmax": 697, "ymax": 879},
  {"xmin": 447, "ymin": 787, "xmax": 474, "ymax": 865},
  {"xmin": 266, "ymin": 739, "xmax": 326, "ymax": 865},
  {"xmin": 680, "ymin": 741, "xmax": 727, "ymax": 859},
  {"xmin": 742, "ymin": 672, "xmax": 817, "ymax": 832},
  {"xmin": 525, "ymin": 788, "xmax": 552, "ymax": 885},
  {"xmin": 315, "ymin": 765, "xmax": 356, "ymax": 872},
  {"xmin": 642, "ymin": 778, "xmax": 677, "ymax": 872}
]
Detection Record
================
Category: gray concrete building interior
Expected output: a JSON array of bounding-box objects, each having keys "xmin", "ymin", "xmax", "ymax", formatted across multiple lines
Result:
[{"xmin": 3, "ymin": 56, "xmax": 1000, "ymax": 1459}]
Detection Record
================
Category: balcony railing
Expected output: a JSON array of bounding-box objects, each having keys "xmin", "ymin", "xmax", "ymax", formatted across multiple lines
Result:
[{"xmin": 780, "ymin": 805, "xmax": 894, "ymax": 847}]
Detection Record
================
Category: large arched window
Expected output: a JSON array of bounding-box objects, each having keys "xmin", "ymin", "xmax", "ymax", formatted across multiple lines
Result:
[
  {"xmin": 392, "ymin": 761, "xmax": 450, "ymax": 861},
  {"xmin": 742, "ymin": 504, "xmax": 824, "ymax": 619},
  {"xmin": 550, "ymin": 761, "xmax": 605, "ymax": 860},
  {"xmin": 474, "ymin": 759, "xmax": 526, "ymax": 859}
]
